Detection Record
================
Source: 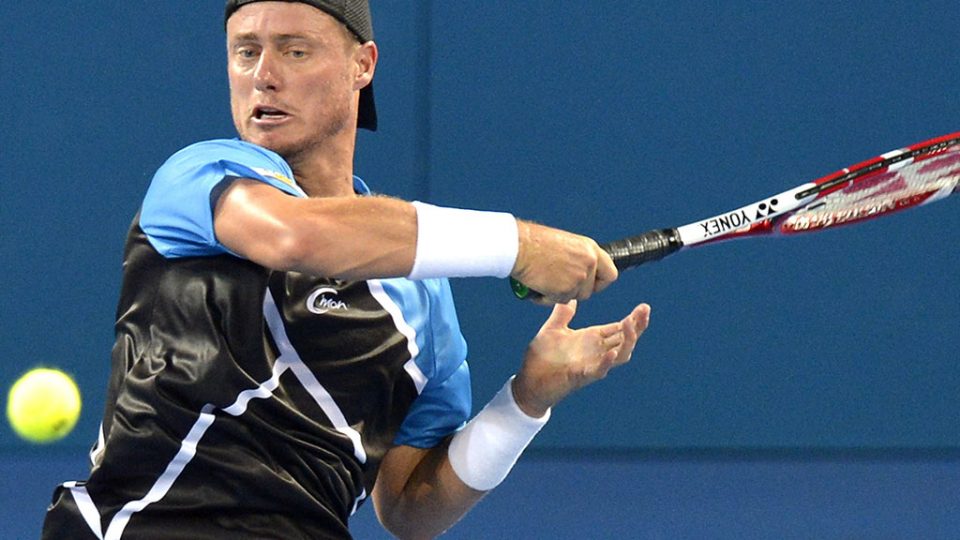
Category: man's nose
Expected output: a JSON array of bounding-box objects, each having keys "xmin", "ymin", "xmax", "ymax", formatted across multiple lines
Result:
[{"xmin": 254, "ymin": 50, "xmax": 281, "ymax": 91}]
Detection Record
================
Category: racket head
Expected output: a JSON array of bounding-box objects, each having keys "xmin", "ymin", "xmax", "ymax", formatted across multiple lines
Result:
[
  {"xmin": 676, "ymin": 133, "xmax": 960, "ymax": 248},
  {"xmin": 778, "ymin": 133, "xmax": 960, "ymax": 234}
]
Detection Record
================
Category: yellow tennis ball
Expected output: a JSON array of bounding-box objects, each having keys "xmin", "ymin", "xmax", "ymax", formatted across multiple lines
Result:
[{"xmin": 6, "ymin": 368, "xmax": 82, "ymax": 444}]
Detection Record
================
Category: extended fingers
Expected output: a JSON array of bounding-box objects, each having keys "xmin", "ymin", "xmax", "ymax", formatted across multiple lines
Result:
[
  {"xmin": 632, "ymin": 303, "xmax": 651, "ymax": 333},
  {"xmin": 587, "ymin": 320, "xmax": 627, "ymax": 357},
  {"xmin": 585, "ymin": 325, "xmax": 625, "ymax": 378},
  {"xmin": 613, "ymin": 304, "xmax": 651, "ymax": 365},
  {"xmin": 600, "ymin": 324, "xmax": 624, "ymax": 351}
]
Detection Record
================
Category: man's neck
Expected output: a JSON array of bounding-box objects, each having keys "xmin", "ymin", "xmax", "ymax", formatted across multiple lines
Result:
[{"xmin": 287, "ymin": 134, "xmax": 359, "ymax": 198}]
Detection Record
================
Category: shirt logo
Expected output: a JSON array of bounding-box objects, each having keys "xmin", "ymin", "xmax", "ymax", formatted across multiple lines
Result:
[
  {"xmin": 306, "ymin": 287, "xmax": 349, "ymax": 314},
  {"xmin": 252, "ymin": 167, "xmax": 304, "ymax": 196}
]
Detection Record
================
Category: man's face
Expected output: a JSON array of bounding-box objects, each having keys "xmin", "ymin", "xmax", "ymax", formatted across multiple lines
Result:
[{"xmin": 226, "ymin": 2, "xmax": 362, "ymax": 160}]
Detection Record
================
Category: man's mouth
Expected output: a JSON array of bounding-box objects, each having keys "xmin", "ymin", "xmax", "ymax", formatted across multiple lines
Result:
[{"xmin": 253, "ymin": 105, "xmax": 290, "ymax": 121}]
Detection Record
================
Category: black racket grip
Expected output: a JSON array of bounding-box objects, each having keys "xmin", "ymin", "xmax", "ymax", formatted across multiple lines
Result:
[
  {"xmin": 603, "ymin": 228, "xmax": 682, "ymax": 271},
  {"xmin": 511, "ymin": 228, "xmax": 682, "ymax": 300}
]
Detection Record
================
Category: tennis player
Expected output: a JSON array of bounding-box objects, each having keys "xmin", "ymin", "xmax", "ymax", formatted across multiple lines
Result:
[{"xmin": 41, "ymin": 1, "xmax": 651, "ymax": 538}]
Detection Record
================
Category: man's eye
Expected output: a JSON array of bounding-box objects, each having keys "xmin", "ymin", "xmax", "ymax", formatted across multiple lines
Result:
[
  {"xmin": 237, "ymin": 48, "xmax": 257, "ymax": 59},
  {"xmin": 289, "ymin": 50, "xmax": 307, "ymax": 58}
]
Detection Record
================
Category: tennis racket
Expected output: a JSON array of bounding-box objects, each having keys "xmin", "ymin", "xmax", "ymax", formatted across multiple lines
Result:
[{"xmin": 512, "ymin": 131, "xmax": 960, "ymax": 300}]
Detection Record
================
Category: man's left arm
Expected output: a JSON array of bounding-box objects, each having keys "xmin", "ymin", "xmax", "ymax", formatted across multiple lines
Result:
[
  {"xmin": 371, "ymin": 301, "xmax": 651, "ymax": 539},
  {"xmin": 372, "ymin": 440, "xmax": 483, "ymax": 540}
]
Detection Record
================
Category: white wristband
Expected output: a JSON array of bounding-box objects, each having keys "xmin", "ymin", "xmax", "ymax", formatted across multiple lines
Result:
[
  {"xmin": 448, "ymin": 376, "xmax": 551, "ymax": 491},
  {"xmin": 408, "ymin": 202, "xmax": 519, "ymax": 280}
]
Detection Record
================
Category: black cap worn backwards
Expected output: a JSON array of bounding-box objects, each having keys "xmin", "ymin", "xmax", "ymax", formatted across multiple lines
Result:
[{"xmin": 224, "ymin": 0, "xmax": 377, "ymax": 131}]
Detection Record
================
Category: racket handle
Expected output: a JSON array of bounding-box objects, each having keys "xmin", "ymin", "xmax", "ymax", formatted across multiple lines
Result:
[
  {"xmin": 604, "ymin": 228, "xmax": 682, "ymax": 271},
  {"xmin": 511, "ymin": 228, "xmax": 682, "ymax": 300}
]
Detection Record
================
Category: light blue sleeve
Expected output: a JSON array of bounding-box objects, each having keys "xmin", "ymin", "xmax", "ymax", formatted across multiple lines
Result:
[
  {"xmin": 392, "ymin": 278, "xmax": 473, "ymax": 448},
  {"xmin": 140, "ymin": 139, "xmax": 304, "ymax": 258}
]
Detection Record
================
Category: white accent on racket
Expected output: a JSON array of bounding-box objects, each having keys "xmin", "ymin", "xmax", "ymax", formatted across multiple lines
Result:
[
  {"xmin": 676, "ymin": 183, "xmax": 817, "ymax": 246},
  {"xmin": 923, "ymin": 177, "xmax": 960, "ymax": 205}
]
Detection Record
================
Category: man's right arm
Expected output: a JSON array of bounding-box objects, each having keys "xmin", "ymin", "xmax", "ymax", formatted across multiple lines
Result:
[{"xmin": 213, "ymin": 178, "xmax": 617, "ymax": 302}]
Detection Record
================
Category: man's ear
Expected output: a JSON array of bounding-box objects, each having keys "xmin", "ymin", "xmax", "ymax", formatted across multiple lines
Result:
[{"xmin": 355, "ymin": 41, "xmax": 377, "ymax": 90}]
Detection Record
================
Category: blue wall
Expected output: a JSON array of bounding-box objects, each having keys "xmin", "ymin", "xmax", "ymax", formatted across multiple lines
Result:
[{"xmin": 2, "ymin": 1, "xmax": 959, "ymax": 536}]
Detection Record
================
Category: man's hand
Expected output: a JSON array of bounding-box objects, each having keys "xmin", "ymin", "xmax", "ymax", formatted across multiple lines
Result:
[
  {"xmin": 512, "ymin": 300, "xmax": 651, "ymax": 418},
  {"xmin": 511, "ymin": 221, "xmax": 618, "ymax": 304}
]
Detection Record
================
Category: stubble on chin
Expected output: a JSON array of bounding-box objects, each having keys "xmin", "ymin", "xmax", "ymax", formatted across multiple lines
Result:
[{"xmin": 267, "ymin": 114, "xmax": 353, "ymax": 166}]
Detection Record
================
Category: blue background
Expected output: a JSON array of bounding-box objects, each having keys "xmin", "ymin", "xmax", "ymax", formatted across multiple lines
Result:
[{"xmin": 2, "ymin": 1, "xmax": 958, "ymax": 537}]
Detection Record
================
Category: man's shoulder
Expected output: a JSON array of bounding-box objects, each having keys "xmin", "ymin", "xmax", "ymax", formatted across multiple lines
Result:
[
  {"xmin": 168, "ymin": 138, "xmax": 283, "ymax": 165},
  {"xmin": 154, "ymin": 138, "xmax": 298, "ymax": 192}
]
